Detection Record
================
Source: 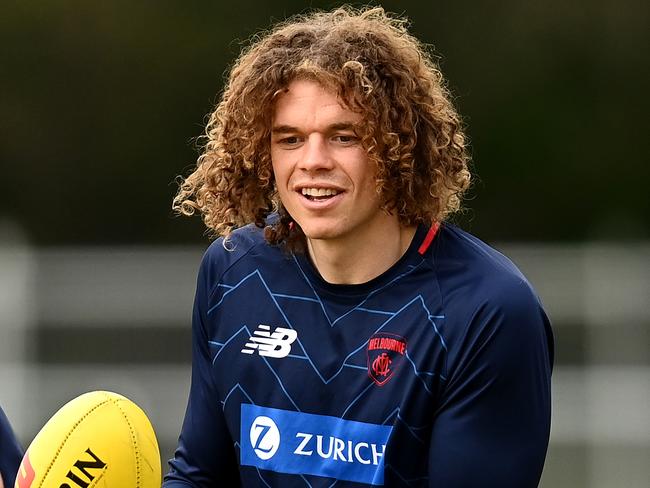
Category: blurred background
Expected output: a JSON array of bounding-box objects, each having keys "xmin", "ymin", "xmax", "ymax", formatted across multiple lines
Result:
[{"xmin": 1, "ymin": 1, "xmax": 648, "ymax": 486}]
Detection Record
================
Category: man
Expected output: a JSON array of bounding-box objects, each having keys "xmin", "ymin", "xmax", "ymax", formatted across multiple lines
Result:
[
  {"xmin": 164, "ymin": 6, "xmax": 553, "ymax": 487},
  {"xmin": 1, "ymin": 406, "xmax": 23, "ymax": 488}
]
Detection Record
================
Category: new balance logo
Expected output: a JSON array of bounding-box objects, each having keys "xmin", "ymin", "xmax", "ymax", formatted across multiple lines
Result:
[{"xmin": 241, "ymin": 325, "xmax": 298, "ymax": 358}]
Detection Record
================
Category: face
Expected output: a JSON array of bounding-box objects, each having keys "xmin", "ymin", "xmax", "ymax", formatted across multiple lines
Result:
[{"xmin": 271, "ymin": 79, "xmax": 397, "ymax": 247}]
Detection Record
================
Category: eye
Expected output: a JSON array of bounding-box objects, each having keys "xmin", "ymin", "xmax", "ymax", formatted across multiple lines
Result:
[
  {"xmin": 333, "ymin": 134, "xmax": 359, "ymax": 144},
  {"xmin": 274, "ymin": 135, "xmax": 302, "ymax": 147},
  {"xmin": 281, "ymin": 136, "xmax": 300, "ymax": 145}
]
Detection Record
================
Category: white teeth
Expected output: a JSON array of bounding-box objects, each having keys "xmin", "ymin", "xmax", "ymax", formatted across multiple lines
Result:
[{"xmin": 301, "ymin": 188, "xmax": 339, "ymax": 197}]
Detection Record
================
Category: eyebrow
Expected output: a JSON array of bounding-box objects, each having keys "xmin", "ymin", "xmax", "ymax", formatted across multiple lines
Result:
[{"xmin": 271, "ymin": 122, "xmax": 359, "ymax": 134}]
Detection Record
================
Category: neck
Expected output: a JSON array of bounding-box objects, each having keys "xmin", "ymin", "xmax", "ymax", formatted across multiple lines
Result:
[{"xmin": 306, "ymin": 223, "xmax": 417, "ymax": 285}]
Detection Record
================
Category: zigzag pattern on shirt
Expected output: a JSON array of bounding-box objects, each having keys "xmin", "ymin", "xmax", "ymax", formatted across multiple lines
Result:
[
  {"xmin": 208, "ymin": 265, "xmax": 442, "ymax": 487},
  {"xmin": 207, "ymin": 268, "xmax": 447, "ymax": 386}
]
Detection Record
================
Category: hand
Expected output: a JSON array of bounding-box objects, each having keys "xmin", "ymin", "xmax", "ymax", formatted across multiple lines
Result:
[{"xmin": 0, "ymin": 472, "xmax": 4, "ymax": 488}]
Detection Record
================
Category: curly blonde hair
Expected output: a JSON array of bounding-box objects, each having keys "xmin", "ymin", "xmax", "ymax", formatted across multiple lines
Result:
[{"xmin": 173, "ymin": 6, "xmax": 470, "ymax": 248}]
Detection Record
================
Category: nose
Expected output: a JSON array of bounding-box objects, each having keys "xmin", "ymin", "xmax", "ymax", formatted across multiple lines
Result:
[{"xmin": 298, "ymin": 135, "xmax": 335, "ymax": 172}]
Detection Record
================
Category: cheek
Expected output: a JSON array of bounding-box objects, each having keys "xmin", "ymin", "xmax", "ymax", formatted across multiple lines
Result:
[
  {"xmin": 356, "ymin": 161, "xmax": 379, "ymax": 195},
  {"xmin": 270, "ymin": 157, "xmax": 284, "ymax": 184},
  {"xmin": 272, "ymin": 166, "xmax": 291, "ymax": 191},
  {"xmin": 271, "ymin": 164, "xmax": 293, "ymax": 203}
]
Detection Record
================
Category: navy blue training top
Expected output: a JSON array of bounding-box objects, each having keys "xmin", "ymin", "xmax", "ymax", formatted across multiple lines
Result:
[
  {"xmin": 164, "ymin": 222, "xmax": 553, "ymax": 487},
  {"xmin": 0, "ymin": 406, "xmax": 23, "ymax": 488}
]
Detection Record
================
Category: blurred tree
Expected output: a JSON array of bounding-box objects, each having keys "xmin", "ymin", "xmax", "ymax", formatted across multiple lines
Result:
[{"xmin": 0, "ymin": 0, "xmax": 647, "ymax": 244}]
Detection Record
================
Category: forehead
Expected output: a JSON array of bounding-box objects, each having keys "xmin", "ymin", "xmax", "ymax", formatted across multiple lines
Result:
[{"xmin": 272, "ymin": 79, "xmax": 362, "ymax": 125}]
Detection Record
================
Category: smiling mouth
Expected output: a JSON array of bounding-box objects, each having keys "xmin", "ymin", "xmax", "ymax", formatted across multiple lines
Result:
[{"xmin": 300, "ymin": 187, "xmax": 341, "ymax": 202}]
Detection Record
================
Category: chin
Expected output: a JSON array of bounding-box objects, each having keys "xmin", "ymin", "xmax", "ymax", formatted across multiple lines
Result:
[
  {"xmin": 301, "ymin": 229, "xmax": 336, "ymax": 241},
  {"xmin": 299, "ymin": 223, "xmax": 344, "ymax": 241}
]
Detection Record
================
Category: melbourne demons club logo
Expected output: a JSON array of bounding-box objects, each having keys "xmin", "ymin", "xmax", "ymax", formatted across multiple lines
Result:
[{"xmin": 366, "ymin": 333, "xmax": 407, "ymax": 386}]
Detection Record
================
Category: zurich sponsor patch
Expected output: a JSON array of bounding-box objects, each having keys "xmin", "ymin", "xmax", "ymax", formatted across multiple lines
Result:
[{"xmin": 240, "ymin": 404, "xmax": 392, "ymax": 485}]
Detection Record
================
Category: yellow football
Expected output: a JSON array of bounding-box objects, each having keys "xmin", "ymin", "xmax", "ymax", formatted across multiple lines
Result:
[{"xmin": 14, "ymin": 391, "xmax": 161, "ymax": 488}]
